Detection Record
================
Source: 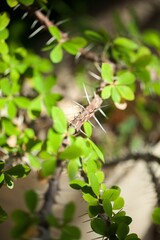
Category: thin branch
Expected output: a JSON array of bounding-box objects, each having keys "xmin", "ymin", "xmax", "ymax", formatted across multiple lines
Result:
[{"xmin": 103, "ymin": 152, "xmax": 160, "ymax": 167}]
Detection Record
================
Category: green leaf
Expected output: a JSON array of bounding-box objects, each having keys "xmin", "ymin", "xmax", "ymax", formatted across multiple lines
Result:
[
  {"xmin": 102, "ymin": 186, "xmax": 120, "ymax": 201},
  {"xmin": 0, "ymin": 12, "xmax": 10, "ymax": 31},
  {"xmin": 7, "ymin": 100, "xmax": 17, "ymax": 119},
  {"xmin": 41, "ymin": 158, "xmax": 56, "ymax": 177},
  {"xmin": 59, "ymin": 144, "xmax": 82, "ymax": 159},
  {"xmin": 48, "ymin": 26, "xmax": 61, "ymax": 40},
  {"xmin": 60, "ymin": 225, "xmax": 81, "ymax": 240},
  {"xmin": 101, "ymin": 63, "xmax": 113, "ymax": 83},
  {"xmin": 117, "ymin": 86, "xmax": 135, "ymax": 101},
  {"xmin": 51, "ymin": 106, "xmax": 67, "ymax": 133},
  {"xmin": 11, "ymin": 210, "xmax": 31, "ymax": 238},
  {"xmin": 27, "ymin": 154, "xmax": 41, "ymax": 169},
  {"xmin": 88, "ymin": 173, "xmax": 100, "ymax": 197},
  {"xmin": 62, "ymin": 37, "xmax": 87, "ymax": 55},
  {"xmin": 47, "ymin": 214, "xmax": 60, "ymax": 228},
  {"xmin": 95, "ymin": 171, "xmax": 104, "ymax": 183},
  {"xmin": 50, "ymin": 44, "xmax": 63, "ymax": 63},
  {"xmin": 25, "ymin": 190, "xmax": 38, "ymax": 213},
  {"xmin": 83, "ymin": 122, "xmax": 92, "ymax": 138},
  {"xmin": 0, "ymin": 98, "xmax": 7, "ymax": 109},
  {"xmin": 5, "ymin": 164, "xmax": 31, "ymax": 178},
  {"xmin": 0, "ymin": 40, "xmax": 9, "ymax": 54},
  {"xmin": 101, "ymin": 85, "xmax": 112, "ymax": 99},
  {"xmin": 143, "ymin": 30, "xmax": 160, "ymax": 50},
  {"xmin": 63, "ymin": 202, "xmax": 75, "ymax": 223},
  {"xmin": 0, "ymin": 173, "xmax": 4, "ymax": 187},
  {"xmin": 0, "ymin": 206, "xmax": 8, "ymax": 223},
  {"xmin": 0, "ymin": 28, "xmax": 9, "ymax": 40},
  {"xmin": 152, "ymin": 207, "xmax": 160, "ymax": 225},
  {"xmin": 111, "ymin": 86, "xmax": 121, "ymax": 103},
  {"xmin": 69, "ymin": 179, "xmax": 86, "ymax": 190},
  {"xmin": 84, "ymin": 30, "xmax": 104, "ymax": 43},
  {"xmin": 19, "ymin": 0, "xmax": 34, "ymax": 6},
  {"xmin": 0, "ymin": 160, "xmax": 5, "ymax": 171},
  {"xmin": 6, "ymin": 0, "xmax": 18, "ymax": 7},
  {"xmin": 112, "ymin": 216, "xmax": 132, "ymax": 225},
  {"xmin": 47, "ymin": 129, "xmax": 63, "ymax": 154},
  {"xmin": 114, "ymin": 37, "xmax": 138, "ymax": 50},
  {"xmin": 67, "ymin": 158, "xmax": 79, "ymax": 180},
  {"xmin": 2, "ymin": 118, "xmax": 19, "ymax": 136},
  {"xmin": 88, "ymin": 205, "xmax": 101, "ymax": 218},
  {"xmin": 0, "ymin": 78, "xmax": 11, "ymax": 96},
  {"xmin": 125, "ymin": 233, "xmax": 140, "ymax": 240},
  {"xmin": 102, "ymin": 198, "xmax": 112, "ymax": 218},
  {"xmin": 83, "ymin": 193, "xmax": 98, "ymax": 204},
  {"xmin": 117, "ymin": 72, "xmax": 135, "ymax": 85},
  {"xmin": 117, "ymin": 223, "xmax": 129, "ymax": 240},
  {"xmin": 4, "ymin": 174, "xmax": 14, "ymax": 189},
  {"xmin": 91, "ymin": 218, "xmax": 106, "ymax": 235},
  {"xmin": 113, "ymin": 197, "xmax": 125, "ymax": 210},
  {"xmin": 88, "ymin": 139, "xmax": 104, "ymax": 162}
]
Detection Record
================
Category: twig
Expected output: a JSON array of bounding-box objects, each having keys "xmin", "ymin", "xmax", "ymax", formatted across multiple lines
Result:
[
  {"xmin": 38, "ymin": 165, "xmax": 63, "ymax": 239},
  {"xmin": 103, "ymin": 152, "xmax": 160, "ymax": 167}
]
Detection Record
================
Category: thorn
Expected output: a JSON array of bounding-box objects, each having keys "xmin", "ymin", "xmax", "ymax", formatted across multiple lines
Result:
[
  {"xmin": 21, "ymin": 12, "xmax": 28, "ymax": 20},
  {"xmin": 83, "ymin": 83, "xmax": 90, "ymax": 104},
  {"xmin": 75, "ymin": 52, "xmax": 81, "ymax": 60},
  {"xmin": 31, "ymin": 20, "xmax": 38, "ymax": 29},
  {"xmin": 46, "ymin": 36, "xmax": 56, "ymax": 45},
  {"xmin": 29, "ymin": 26, "xmax": 45, "ymax": 38},
  {"xmin": 56, "ymin": 18, "xmax": 70, "ymax": 26},
  {"xmin": 88, "ymin": 120, "xmax": 95, "ymax": 128},
  {"xmin": 89, "ymin": 71, "xmax": 101, "ymax": 80},
  {"xmin": 93, "ymin": 115, "xmax": 106, "ymax": 133},
  {"xmin": 84, "ymin": 43, "xmax": 94, "ymax": 52},
  {"xmin": 86, "ymin": 230, "xmax": 94, "ymax": 234},
  {"xmin": 98, "ymin": 108, "xmax": 106, "ymax": 117},
  {"xmin": 72, "ymin": 100, "xmax": 84, "ymax": 109},
  {"xmin": 13, "ymin": 4, "xmax": 20, "ymax": 10},
  {"xmin": 47, "ymin": 9, "xmax": 51, "ymax": 17},
  {"xmin": 78, "ymin": 212, "xmax": 88, "ymax": 217},
  {"xmin": 80, "ymin": 129, "xmax": 88, "ymax": 137},
  {"xmin": 82, "ymin": 218, "xmax": 91, "ymax": 223},
  {"xmin": 94, "ymin": 62, "xmax": 101, "ymax": 72}
]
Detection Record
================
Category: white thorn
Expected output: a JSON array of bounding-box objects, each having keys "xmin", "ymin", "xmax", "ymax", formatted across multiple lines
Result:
[
  {"xmin": 88, "ymin": 120, "xmax": 95, "ymax": 128},
  {"xmin": 56, "ymin": 18, "xmax": 70, "ymax": 26},
  {"xmin": 31, "ymin": 20, "xmax": 38, "ymax": 29},
  {"xmin": 29, "ymin": 26, "xmax": 45, "ymax": 38},
  {"xmin": 83, "ymin": 83, "xmax": 90, "ymax": 104},
  {"xmin": 98, "ymin": 108, "xmax": 106, "ymax": 117},
  {"xmin": 93, "ymin": 115, "xmax": 106, "ymax": 133},
  {"xmin": 80, "ymin": 129, "xmax": 87, "ymax": 137},
  {"xmin": 13, "ymin": 4, "xmax": 20, "ymax": 10},
  {"xmin": 72, "ymin": 100, "xmax": 84, "ymax": 109},
  {"xmin": 46, "ymin": 36, "xmax": 56, "ymax": 45},
  {"xmin": 75, "ymin": 52, "xmax": 81, "ymax": 60},
  {"xmin": 94, "ymin": 62, "xmax": 101, "ymax": 72},
  {"xmin": 88, "ymin": 71, "xmax": 101, "ymax": 80},
  {"xmin": 84, "ymin": 43, "xmax": 94, "ymax": 52},
  {"xmin": 21, "ymin": 12, "xmax": 28, "ymax": 20}
]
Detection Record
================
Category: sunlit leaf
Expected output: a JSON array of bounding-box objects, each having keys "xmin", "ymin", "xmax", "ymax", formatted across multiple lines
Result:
[
  {"xmin": 50, "ymin": 44, "xmax": 63, "ymax": 63},
  {"xmin": 101, "ymin": 63, "xmax": 113, "ymax": 83},
  {"xmin": 62, "ymin": 37, "xmax": 87, "ymax": 55},
  {"xmin": 48, "ymin": 26, "xmax": 61, "ymax": 40},
  {"xmin": 51, "ymin": 106, "xmax": 67, "ymax": 133}
]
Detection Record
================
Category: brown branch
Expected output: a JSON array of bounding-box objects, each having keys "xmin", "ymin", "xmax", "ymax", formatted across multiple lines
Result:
[{"xmin": 103, "ymin": 152, "xmax": 160, "ymax": 167}]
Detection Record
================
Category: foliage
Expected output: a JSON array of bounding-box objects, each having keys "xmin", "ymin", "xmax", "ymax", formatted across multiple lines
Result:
[{"xmin": 0, "ymin": 0, "xmax": 160, "ymax": 239}]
